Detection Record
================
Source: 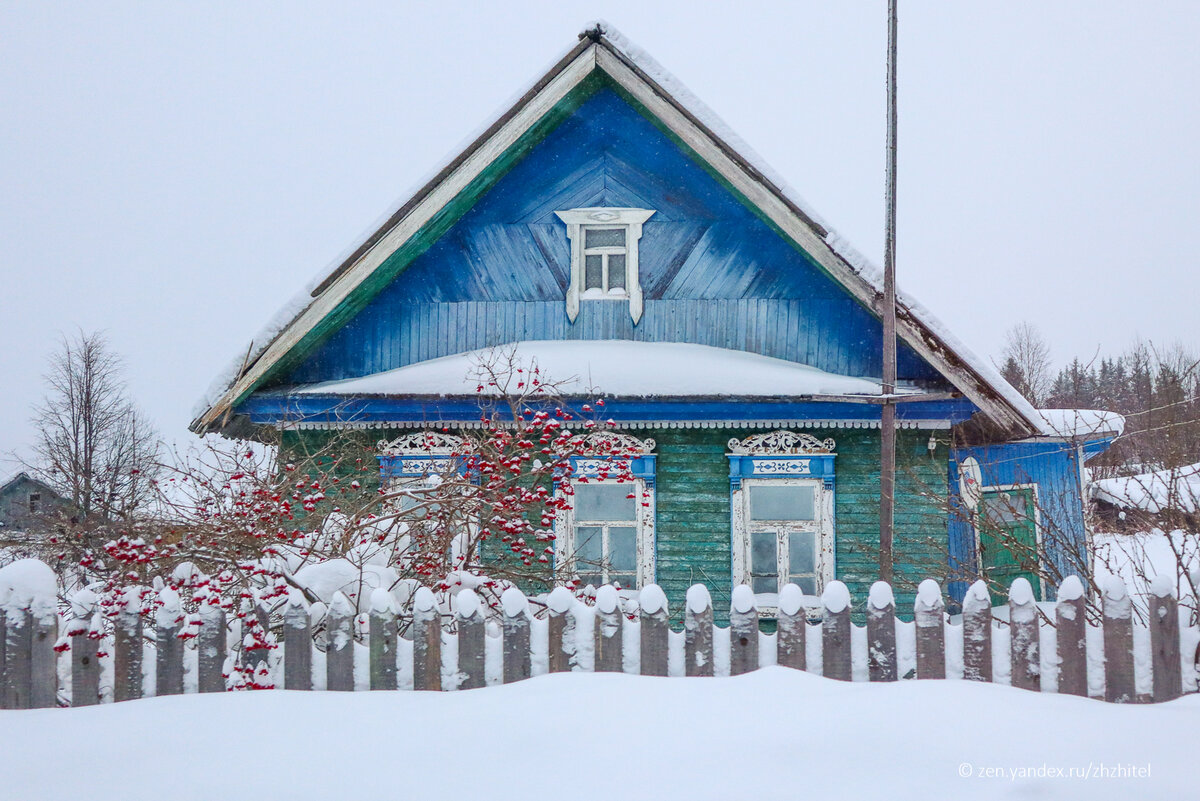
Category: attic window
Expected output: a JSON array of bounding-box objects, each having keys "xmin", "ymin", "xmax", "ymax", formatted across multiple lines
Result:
[{"xmin": 555, "ymin": 207, "xmax": 655, "ymax": 325}]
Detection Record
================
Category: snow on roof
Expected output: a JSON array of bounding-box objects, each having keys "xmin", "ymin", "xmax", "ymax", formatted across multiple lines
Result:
[
  {"xmin": 1037, "ymin": 408, "xmax": 1126, "ymax": 439},
  {"xmin": 1091, "ymin": 462, "xmax": 1200, "ymax": 514},
  {"xmin": 287, "ymin": 340, "xmax": 920, "ymax": 399},
  {"xmin": 194, "ymin": 22, "xmax": 1041, "ymax": 434}
]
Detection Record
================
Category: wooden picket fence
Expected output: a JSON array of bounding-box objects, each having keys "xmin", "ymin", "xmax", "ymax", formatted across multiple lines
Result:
[{"xmin": 0, "ymin": 565, "xmax": 1196, "ymax": 709}]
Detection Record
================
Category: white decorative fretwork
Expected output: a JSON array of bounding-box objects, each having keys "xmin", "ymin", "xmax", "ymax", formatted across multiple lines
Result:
[
  {"xmin": 727, "ymin": 430, "xmax": 835, "ymax": 455},
  {"xmin": 751, "ymin": 459, "xmax": 812, "ymax": 475},
  {"xmin": 570, "ymin": 431, "xmax": 657, "ymax": 455},
  {"xmin": 377, "ymin": 431, "xmax": 468, "ymax": 456}
]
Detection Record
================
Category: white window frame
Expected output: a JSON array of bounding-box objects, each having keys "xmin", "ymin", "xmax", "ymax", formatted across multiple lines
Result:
[
  {"xmin": 727, "ymin": 430, "xmax": 837, "ymax": 617},
  {"xmin": 554, "ymin": 207, "xmax": 655, "ymax": 324},
  {"xmin": 557, "ymin": 477, "xmax": 656, "ymax": 590},
  {"xmin": 732, "ymin": 477, "xmax": 835, "ymax": 613}
]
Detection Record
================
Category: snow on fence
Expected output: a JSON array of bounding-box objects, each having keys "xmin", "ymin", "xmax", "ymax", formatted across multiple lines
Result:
[{"xmin": 0, "ymin": 559, "xmax": 1197, "ymax": 709}]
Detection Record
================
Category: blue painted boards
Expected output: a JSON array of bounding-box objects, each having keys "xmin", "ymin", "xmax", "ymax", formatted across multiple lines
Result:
[
  {"xmin": 947, "ymin": 441, "xmax": 1087, "ymax": 605},
  {"xmin": 277, "ymin": 89, "xmax": 943, "ymax": 388}
]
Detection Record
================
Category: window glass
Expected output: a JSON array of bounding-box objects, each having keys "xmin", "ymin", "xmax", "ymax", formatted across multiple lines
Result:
[
  {"xmin": 983, "ymin": 491, "xmax": 1029, "ymax": 524},
  {"xmin": 793, "ymin": 576, "xmax": 817, "ymax": 595},
  {"xmin": 750, "ymin": 485, "xmax": 815, "ymax": 521},
  {"xmin": 789, "ymin": 530, "xmax": 816, "ymax": 575},
  {"xmin": 574, "ymin": 483, "xmax": 637, "ymax": 521},
  {"xmin": 609, "ymin": 527, "xmax": 637, "ymax": 572},
  {"xmin": 584, "ymin": 255, "xmax": 603, "ymax": 290},
  {"xmin": 608, "ymin": 254, "xmax": 626, "ymax": 290},
  {"xmin": 750, "ymin": 530, "xmax": 777, "ymax": 593},
  {"xmin": 585, "ymin": 227, "xmax": 625, "ymax": 248},
  {"xmin": 576, "ymin": 526, "xmax": 603, "ymax": 586}
]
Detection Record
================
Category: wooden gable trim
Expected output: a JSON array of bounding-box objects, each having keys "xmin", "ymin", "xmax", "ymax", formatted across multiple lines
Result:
[{"xmin": 194, "ymin": 31, "xmax": 1039, "ymax": 438}]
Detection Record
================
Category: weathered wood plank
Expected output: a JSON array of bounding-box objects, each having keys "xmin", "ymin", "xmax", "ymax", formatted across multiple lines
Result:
[
  {"xmin": 370, "ymin": 589, "xmax": 399, "ymax": 691},
  {"xmin": 639, "ymin": 585, "xmax": 669, "ymax": 676},
  {"xmin": 283, "ymin": 591, "xmax": 312, "ymax": 691},
  {"xmin": 155, "ymin": 587, "xmax": 184, "ymax": 698},
  {"xmin": 821, "ymin": 581, "xmax": 851, "ymax": 681},
  {"xmin": 412, "ymin": 587, "xmax": 442, "ymax": 691},
  {"xmin": 777, "ymin": 584, "xmax": 806, "ymax": 671},
  {"xmin": 455, "ymin": 589, "xmax": 484, "ymax": 690},
  {"xmin": 326, "ymin": 592, "xmax": 355, "ymax": 692},
  {"xmin": 595, "ymin": 586, "xmax": 625, "ymax": 674},
  {"xmin": 501, "ymin": 588, "xmax": 531, "ymax": 684},
  {"xmin": 1008, "ymin": 578, "xmax": 1040, "ymax": 692},
  {"xmin": 729, "ymin": 585, "xmax": 758, "ymax": 676},
  {"xmin": 961, "ymin": 580, "xmax": 992, "ymax": 683},
  {"xmin": 866, "ymin": 581, "xmax": 897, "ymax": 682},
  {"xmin": 113, "ymin": 588, "xmax": 143, "ymax": 702},
  {"xmin": 3, "ymin": 609, "xmax": 32, "ymax": 709},
  {"xmin": 1055, "ymin": 577, "xmax": 1087, "ymax": 698},
  {"xmin": 914, "ymin": 580, "xmax": 945, "ymax": 680},
  {"xmin": 546, "ymin": 587, "xmax": 575, "ymax": 674},
  {"xmin": 69, "ymin": 592, "xmax": 101, "ymax": 707},
  {"xmin": 683, "ymin": 584, "xmax": 712, "ymax": 677},
  {"xmin": 198, "ymin": 602, "xmax": 226, "ymax": 694},
  {"xmin": 1102, "ymin": 577, "xmax": 1134, "ymax": 703},
  {"xmin": 1148, "ymin": 577, "xmax": 1181, "ymax": 703}
]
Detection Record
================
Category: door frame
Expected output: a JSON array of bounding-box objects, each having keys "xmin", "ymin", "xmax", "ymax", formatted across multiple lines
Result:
[{"xmin": 974, "ymin": 482, "xmax": 1044, "ymax": 601}]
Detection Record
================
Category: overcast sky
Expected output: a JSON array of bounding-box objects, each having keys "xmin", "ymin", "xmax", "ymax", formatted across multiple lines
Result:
[{"xmin": 2, "ymin": 2, "xmax": 1198, "ymax": 468}]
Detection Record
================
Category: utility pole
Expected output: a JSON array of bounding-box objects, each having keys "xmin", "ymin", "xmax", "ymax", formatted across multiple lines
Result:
[{"xmin": 879, "ymin": 0, "xmax": 899, "ymax": 583}]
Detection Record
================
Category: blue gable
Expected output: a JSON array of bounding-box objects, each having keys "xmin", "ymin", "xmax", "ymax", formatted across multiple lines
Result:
[{"xmin": 276, "ymin": 88, "xmax": 944, "ymax": 389}]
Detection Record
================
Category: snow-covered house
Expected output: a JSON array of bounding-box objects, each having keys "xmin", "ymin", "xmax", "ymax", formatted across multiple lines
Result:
[
  {"xmin": 192, "ymin": 24, "xmax": 1119, "ymax": 614},
  {"xmin": 0, "ymin": 472, "xmax": 72, "ymax": 554}
]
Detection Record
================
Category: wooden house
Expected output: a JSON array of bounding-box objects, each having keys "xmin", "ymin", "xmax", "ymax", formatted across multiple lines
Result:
[
  {"xmin": 192, "ymin": 24, "xmax": 1118, "ymax": 615},
  {"xmin": 0, "ymin": 472, "xmax": 72, "ymax": 553}
]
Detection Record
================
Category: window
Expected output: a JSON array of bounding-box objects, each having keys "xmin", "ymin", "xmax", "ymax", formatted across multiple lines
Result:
[
  {"xmin": 28, "ymin": 492, "xmax": 40, "ymax": 514},
  {"xmin": 554, "ymin": 207, "xmax": 655, "ymax": 324},
  {"xmin": 555, "ymin": 432, "xmax": 657, "ymax": 590},
  {"xmin": 572, "ymin": 483, "xmax": 640, "ymax": 588},
  {"xmin": 581, "ymin": 227, "xmax": 628, "ymax": 297},
  {"xmin": 728, "ymin": 431, "xmax": 837, "ymax": 613},
  {"xmin": 746, "ymin": 483, "xmax": 820, "ymax": 595}
]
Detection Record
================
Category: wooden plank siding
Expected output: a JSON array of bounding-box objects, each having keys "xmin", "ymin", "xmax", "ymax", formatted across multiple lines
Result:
[
  {"xmin": 272, "ymin": 88, "xmax": 942, "ymax": 390},
  {"xmin": 282, "ymin": 426, "xmax": 951, "ymax": 626}
]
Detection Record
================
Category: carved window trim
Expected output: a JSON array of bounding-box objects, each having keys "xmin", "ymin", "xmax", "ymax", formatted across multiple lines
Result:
[
  {"xmin": 555, "ymin": 207, "xmax": 655, "ymax": 324},
  {"xmin": 727, "ymin": 430, "xmax": 837, "ymax": 615},
  {"xmin": 554, "ymin": 431, "xmax": 657, "ymax": 590}
]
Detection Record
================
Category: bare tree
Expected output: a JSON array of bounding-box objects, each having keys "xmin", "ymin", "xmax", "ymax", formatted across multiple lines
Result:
[
  {"xmin": 28, "ymin": 330, "xmax": 160, "ymax": 523},
  {"xmin": 999, "ymin": 322, "xmax": 1052, "ymax": 406}
]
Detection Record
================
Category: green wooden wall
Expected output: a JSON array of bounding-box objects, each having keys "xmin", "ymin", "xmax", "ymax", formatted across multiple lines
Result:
[
  {"xmin": 635, "ymin": 427, "xmax": 949, "ymax": 624},
  {"xmin": 282, "ymin": 425, "xmax": 950, "ymax": 623}
]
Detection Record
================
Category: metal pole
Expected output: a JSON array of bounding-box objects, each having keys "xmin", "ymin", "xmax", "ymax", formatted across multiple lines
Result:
[{"xmin": 879, "ymin": 0, "xmax": 899, "ymax": 583}]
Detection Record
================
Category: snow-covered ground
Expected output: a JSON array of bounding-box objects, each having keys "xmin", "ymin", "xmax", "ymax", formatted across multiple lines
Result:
[{"xmin": 0, "ymin": 668, "xmax": 1190, "ymax": 801}]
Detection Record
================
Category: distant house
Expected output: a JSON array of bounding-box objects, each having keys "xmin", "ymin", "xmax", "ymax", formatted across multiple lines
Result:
[
  {"xmin": 1091, "ymin": 462, "xmax": 1200, "ymax": 532},
  {"xmin": 0, "ymin": 472, "xmax": 70, "ymax": 534},
  {"xmin": 192, "ymin": 24, "xmax": 1119, "ymax": 614}
]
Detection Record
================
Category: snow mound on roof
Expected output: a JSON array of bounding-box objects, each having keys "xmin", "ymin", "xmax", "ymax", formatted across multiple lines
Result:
[
  {"xmin": 287, "ymin": 340, "xmax": 915, "ymax": 398},
  {"xmin": 1092, "ymin": 463, "xmax": 1200, "ymax": 513},
  {"xmin": 1039, "ymin": 408, "xmax": 1126, "ymax": 438}
]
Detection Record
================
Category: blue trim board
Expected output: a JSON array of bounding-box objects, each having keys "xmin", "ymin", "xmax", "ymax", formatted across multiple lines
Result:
[{"xmin": 236, "ymin": 394, "xmax": 979, "ymax": 426}]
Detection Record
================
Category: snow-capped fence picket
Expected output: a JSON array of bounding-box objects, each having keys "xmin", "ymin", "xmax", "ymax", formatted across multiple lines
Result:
[{"xmin": 0, "ymin": 557, "xmax": 1198, "ymax": 710}]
